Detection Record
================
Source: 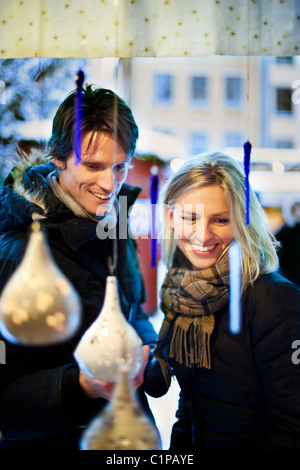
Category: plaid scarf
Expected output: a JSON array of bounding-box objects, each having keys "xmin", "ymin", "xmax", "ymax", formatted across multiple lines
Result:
[{"xmin": 154, "ymin": 246, "xmax": 230, "ymax": 388}]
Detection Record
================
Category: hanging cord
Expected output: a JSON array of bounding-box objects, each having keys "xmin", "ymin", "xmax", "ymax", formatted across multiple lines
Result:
[
  {"xmin": 243, "ymin": 6, "xmax": 251, "ymax": 227},
  {"xmin": 108, "ymin": 1, "xmax": 120, "ymax": 276}
]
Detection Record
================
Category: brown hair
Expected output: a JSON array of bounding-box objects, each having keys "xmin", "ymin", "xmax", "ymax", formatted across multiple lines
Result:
[{"xmin": 47, "ymin": 84, "xmax": 138, "ymax": 164}]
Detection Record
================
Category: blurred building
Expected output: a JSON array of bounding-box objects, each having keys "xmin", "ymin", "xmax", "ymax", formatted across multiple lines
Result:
[
  {"xmin": 260, "ymin": 55, "xmax": 300, "ymax": 150},
  {"xmin": 124, "ymin": 55, "xmax": 300, "ymax": 153},
  {"xmin": 87, "ymin": 56, "xmax": 300, "ymax": 313},
  {"xmin": 3, "ymin": 56, "xmax": 300, "ymax": 313},
  {"xmin": 120, "ymin": 56, "xmax": 300, "ymax": 227},
  {"xmin": 128, "ymin": 56, "xmax": 260, "ymax": 156}
]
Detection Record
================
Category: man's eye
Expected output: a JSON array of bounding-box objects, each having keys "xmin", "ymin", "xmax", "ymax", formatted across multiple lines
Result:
[
  {"xmin": 85, "ymin": 163, "xmax": 100, "ymax": 170},
  {"xmin": 115, "ymin": 164, "xmax": 127, "ymax": 172}
]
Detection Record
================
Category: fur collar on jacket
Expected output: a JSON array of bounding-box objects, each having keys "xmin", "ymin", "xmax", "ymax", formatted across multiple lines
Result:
[{"xmin": 2, "ymin": 148, "xmax": 54, "ymax": 218}]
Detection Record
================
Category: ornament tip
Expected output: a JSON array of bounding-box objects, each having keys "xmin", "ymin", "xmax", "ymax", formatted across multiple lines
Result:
[
  {"xmin": 31, "ymin": 221, "xmax": 41, "ymax": 232},
  {"xmin": 75, "ymin": 69, "xmax": 85, "ymax": 87}
]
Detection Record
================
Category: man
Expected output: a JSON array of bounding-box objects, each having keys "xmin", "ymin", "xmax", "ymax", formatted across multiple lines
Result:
[{"xmin": 0, "ymin": 85, "xmax": 158, "ymax": 450}]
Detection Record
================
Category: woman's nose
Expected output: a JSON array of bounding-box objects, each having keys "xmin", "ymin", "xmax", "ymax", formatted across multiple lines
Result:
[{"xmin": 194, "ymin": 220, "xmax": 213, "ymax": 243}]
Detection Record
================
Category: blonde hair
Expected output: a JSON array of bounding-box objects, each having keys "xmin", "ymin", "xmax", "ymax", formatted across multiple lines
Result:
[{"xmin": 160, "ymin": 152, "xmax": 279, "ymax": 292}]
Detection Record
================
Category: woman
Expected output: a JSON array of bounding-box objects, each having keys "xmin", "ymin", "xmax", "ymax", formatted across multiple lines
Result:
[{"xmin": 154, "ymin": 152, "xmax": 300, "ymax": 449}]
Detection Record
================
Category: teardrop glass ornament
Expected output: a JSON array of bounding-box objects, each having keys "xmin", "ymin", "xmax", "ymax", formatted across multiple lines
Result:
[
  {"xmin": 74, "ymin": 275, "xmax": 144, "ymax": 382},
  {"xmin": 0, "ymin": 222, "xmax": 82, "ymax": 345},
  {"xmin": 80, "ymin": 366, "xmax": 162, "ymax": 450}
]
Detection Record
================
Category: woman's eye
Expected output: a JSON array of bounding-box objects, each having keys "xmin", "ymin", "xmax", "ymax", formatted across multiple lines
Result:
[
  {"xmin": 215, "ymin": 218, "xmax": 230, "ymax": 225},
  {"xmin": 181, "ymin": 216, "xmax": 196, "ymax": 223}
]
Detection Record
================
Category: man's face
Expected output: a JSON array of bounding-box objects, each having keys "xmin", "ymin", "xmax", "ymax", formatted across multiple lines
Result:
[{"xmin": 54, "ymin": 132, "xmax": 131, "ymax": 216}]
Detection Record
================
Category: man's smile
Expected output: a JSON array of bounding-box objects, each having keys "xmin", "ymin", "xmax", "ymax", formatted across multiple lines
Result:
[{"xmin": 88, "ymin": 190, "xmax": 114, "ymax": 201}]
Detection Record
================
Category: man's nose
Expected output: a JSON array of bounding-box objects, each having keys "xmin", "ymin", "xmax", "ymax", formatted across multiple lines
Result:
[{"xmin": 97, "ymin": 169, "xmax": 115, "ymax": 192}]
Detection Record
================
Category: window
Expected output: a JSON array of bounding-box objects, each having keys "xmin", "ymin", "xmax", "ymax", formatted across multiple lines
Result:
[
  {"xmin": 224, "ymin": 132, "xmax": 244, "ymax": 148},
  {"xmin": 224, "ymin": 76, "xmax": 244, "ymax": 107},
  {"xmin": 153, "ymin": 74, "xmax": 173, "ymax": 104},
  {"xmin": 274, "ymin": 139, "xmax": 294, "ymax": 149},
  {"xmin": 189, "ymin": 133, "xmax": 209, "ymax": 155},
  {"xmin": 190, "ymin": 76, "xmax": 208, "ymax": 105},
  {"xmin": 276, "ymin": 56, "xmax": 294, "ymax": 65},
  {"xmin": 275, "ymin": 88, "xmax": 293, "ymax": 113}
]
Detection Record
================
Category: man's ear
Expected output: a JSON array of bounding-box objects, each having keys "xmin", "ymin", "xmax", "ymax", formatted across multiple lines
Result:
[{"xmin": 52, "ymin": 158, "xmax": 64, "ymax": 170}]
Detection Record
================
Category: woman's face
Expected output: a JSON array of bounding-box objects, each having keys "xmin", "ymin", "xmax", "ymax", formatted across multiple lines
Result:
[{"xmin": 169, "ymin": 184, "xmax": 234, "ymax": 270}]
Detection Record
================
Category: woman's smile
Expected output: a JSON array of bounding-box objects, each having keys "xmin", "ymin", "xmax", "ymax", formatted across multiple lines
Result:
[{"xmin": 188, "ymin": 242, "xmax": 219, "ymax": 255}]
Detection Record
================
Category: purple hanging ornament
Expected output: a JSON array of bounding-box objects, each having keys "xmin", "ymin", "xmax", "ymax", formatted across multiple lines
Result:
[
  {"xmin": 243, "ymin": 140, "xmax": 252, "ymax": 226},
  {"xmin": 74, "ymin": 69, "xmax": 85, "ymax": 165},
  {"xmin": 150, "ymin": 165, "xmax": 159, "ymax": 268}
]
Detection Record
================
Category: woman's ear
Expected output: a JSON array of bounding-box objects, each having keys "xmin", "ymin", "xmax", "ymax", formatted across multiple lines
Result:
[{"xmin": 166, "ymin": 206, "xmax": 175, "ymax": 230}]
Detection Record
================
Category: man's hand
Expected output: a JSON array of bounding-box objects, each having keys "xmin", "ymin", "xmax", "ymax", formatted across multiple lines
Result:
[{"xmin": 79, "ymin": 345, "xmax": 150, "ymax": 400}]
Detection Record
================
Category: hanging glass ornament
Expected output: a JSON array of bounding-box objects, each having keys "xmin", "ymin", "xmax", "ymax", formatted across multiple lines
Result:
[
  {"xmin": 80, "ymin": 366, "xmax": 162, "ymax": 450},
  {"xmin": 150, "ymin": 165, "xmax": 159, "ymax": 268},
  {"xmin": 74, "ymin": 68, "xmax": 85, "ymax": 165},
  {"xmin": 243, "ymin": 140, "xmax": 252, "ymax": 226},
  {"xmin": 229, "ymin": 241, "xmax": 242, "ymax": 334},
  {"xmin": 0, "ymin": 222, "xmax": 82, "ymax": 345},
  {"xmin": 74, "ymin": 275, "xmax": 144, "ymax": 382}
]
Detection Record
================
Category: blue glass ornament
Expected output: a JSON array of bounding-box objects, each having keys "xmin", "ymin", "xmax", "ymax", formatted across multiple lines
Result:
[
  {"xmin": 150, "ymin": 166, "xmax": 159, "ymax": 268},
  {"xmin": 243, "ymin": 140, "xmax": 252, "ymax": 226}
]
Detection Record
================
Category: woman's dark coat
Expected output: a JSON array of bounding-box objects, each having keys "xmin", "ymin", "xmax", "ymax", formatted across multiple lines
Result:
[
  {"xmin": 0, "ymin": 158, "xmax": 158, "ymax": 450},
  {"xmin": 169, "ymin": 272, "xmax": 300, "ymax": 449}
]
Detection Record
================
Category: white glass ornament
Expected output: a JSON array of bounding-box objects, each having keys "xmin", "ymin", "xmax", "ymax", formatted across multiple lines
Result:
[
  {"xmin": 229, "ymin": 241, "xmax": 242, "ymax": 334},
  {"xmin": 74, "ymin": 275, "xmax": 144, "ymax": 382},
  {"xmin": 0, "ymin": 222, "xmax": 82, "ymax": 345},
  {"xmin": 80, "ymin": 366, "xmax": 162, "ymax": 450}
]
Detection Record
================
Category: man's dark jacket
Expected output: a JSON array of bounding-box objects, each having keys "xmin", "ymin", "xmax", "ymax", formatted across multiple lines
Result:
[{"xmin": 0, "ymin": 157, "xmax": 158, "ymax": 450}]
